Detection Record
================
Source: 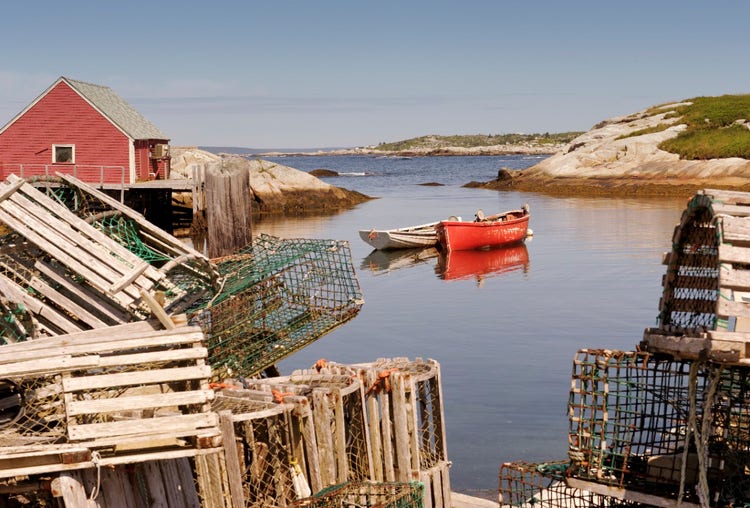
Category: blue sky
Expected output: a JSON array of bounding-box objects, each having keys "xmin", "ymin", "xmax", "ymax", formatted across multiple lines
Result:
[{"xmin": 1, "ymin": 1, "xmax": 748, "ymax": 148}]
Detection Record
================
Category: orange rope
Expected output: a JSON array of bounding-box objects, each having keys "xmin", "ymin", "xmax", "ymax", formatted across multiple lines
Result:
[
  {"xmin": 314, "ymin": 358, "xmax": 328, "ymax": 372},
  {"xmin": 272, "ymin": 389, "xmax": 295, "ymax": 403},
  {"xmin": 365, "ymin": 369, "xmax": 398, "ymax": 396},
  {"xmin": 209, "ymin": 382, "xmax": 239, "ymax": 390}
]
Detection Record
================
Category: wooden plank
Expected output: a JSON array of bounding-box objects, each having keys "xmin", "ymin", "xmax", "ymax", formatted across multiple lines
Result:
[
  {"xmin": 2, "ymin": 355, "xmax": 100, "ymax": 378},
  {"xmin": 2, "ymin": 189, "xmax": 138, "ymax": 285},
  {"xmin": 67, "ymin": 389, "xmax": 214, "ymax": 416},
  {"xmin": 109, "ymin": 262, "xmax": 150, "ymax": 294},
  {"xmin": 312, "ymin": 389, "xmax": 336, "ymax": 486},
  {"xmin": 174, "ymin": 457, "xmax": 203, "ymax": 508},
  {"xmin": 0, "ymin": 333, "xmax": 205, "ymax": 366},
  {"xmin": 432, "ymin": 363, "xmax": 449, "ymax": 461},
  {"xmin": 364, "ymin": 370, "xmax": 384, "ymax": 482},
  {"xmin": 719, "ymin": 243, "xmax": 750, "ymax": 265},
  {"xmin": 219, "ymin": 411, "xmax": 246, "ymax": 508},
  {"xmin": 34, "ymin": 260, "xmax": 130, "ymax": 323},
  {"xmin": 720, "ymin": 215, "xmax": 750, "ymax": 243},
  {"xmin": 62, "ymin": 365, "xmax": 212, "ymax": 392},
  {"xmin": 391, "ymin": 372, "xmax": 412, "ymax": 482},
  {"xmin": 704, "ymin": 188, "xmax": 750, "ymax": 205},
  {"xmin": 297, "ymin": 403, "xmax": 322, "ymax": 494},
  {"xmin": 0, "ymin": 322, "xmax": 199, "ymax": 357},
  {"xmin": 718, "ymin": 298, "xmax": 750, "ymax": 319},
  {"xmin": 0, "ymin": 178, "xmax": 25, "ymax": 203},
  {"xmin": 710, "ymin": 202, "xmax": 750, "ymax": 218},
  {"xmin": 93, "ymin": 447, "xmax": 219, "ymax": 469},
  {"xmin": 67, "ymin": 412, "xmax": 218, "ymax": 441},
  {"xmin": 50, "ymin": 472, "xmax": 98, "ymax": 508},
  {"xmin": 142, "ymin": 461, "xmax": 170, "ymax": 508},
  {"xmin": 566, "ymin": 477, "xmax": 701, "ymax": 508},
  {"xmin": 28, "ymin": 276, "xmax": 110, "ymax": 328},
  {"xmin": 719, "ymin": 265, "xmax": 750, "ymax": 291},
  {"xmin": 99, "ymin": 466, "xmax": 135, "ymax": 508},
  {"xmin": 332, "ymin": 388, "xmax": 348, "ymax": 483},
  {"xmin": 139, "ymin": 288, "xmax": 176, "ymax": 330}
]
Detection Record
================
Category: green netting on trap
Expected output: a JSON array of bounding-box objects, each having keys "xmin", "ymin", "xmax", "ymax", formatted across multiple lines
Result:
[
  {"xmin": 297, "ymin": 481, "xmax": 424, "ymax": 508},
  {"xmin": 0, "ymin": 301, "xmax": 33, "ymax": 345},
  {"xmin": 568, "ymin": 349, "xmax": 750, "ymax": 507},
  {"xmin": 93, "ymin": 213, "xmax": 173, "ymax": 264},
  {"xmin": 187, "ymin": 234, "xmax": 363, "ymax": 378}
]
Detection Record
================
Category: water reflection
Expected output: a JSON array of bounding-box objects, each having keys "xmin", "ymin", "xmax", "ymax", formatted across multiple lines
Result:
[
  {"xmin": 436, "ymin": 243, "xmax": 530, "ymax": 284},
  {"xmin": 361, "ymin": 247, "xmax": 439, "ymax": 275}
]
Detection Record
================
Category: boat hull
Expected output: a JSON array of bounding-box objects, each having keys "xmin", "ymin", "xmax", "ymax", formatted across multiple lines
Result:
[
  {"xmin": 436, "ymin": 211, "xmax": 529, "ymax": 251},
  {"xmin": 359, "ymin": 223, "xmax": 438, "ymax": 250},
  {"xmin": 437, "ymin": 243, "xmax": 529, "ymax": 280}
]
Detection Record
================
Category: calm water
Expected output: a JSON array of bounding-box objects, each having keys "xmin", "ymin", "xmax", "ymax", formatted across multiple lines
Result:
[{"xmin": 252, "ymin": 155, "xmax": 686, "ymax": 495}]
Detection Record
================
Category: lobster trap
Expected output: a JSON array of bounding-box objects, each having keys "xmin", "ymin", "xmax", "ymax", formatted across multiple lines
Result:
[
  {"xmin": 567, "ymin": 349, "xmax": 750, "ymax": 507},
  {"xmin": 0, "ymin": 321, "xmax": 221, "ymax": 479},
  {"xmin": 0, "ymin": 174, "xmax": 217, "ymax": 339},
  {"xmin": 239, "ymin": 370, "xmax": 374, "ymax": 488},
  {"xmin": 645, "ymin": 189, "xmax": 750, "ymax": 362},
  {"xmin": 296, "ymin": 480, "xmax": 424, "ymax": 508},
  {"xmin": 499, "ymin": 460, "xmax": 646, "ymax": 508},
  {"xmin": 320, "ymin": 358, "xmax": 451, "ymax": 508},
  {"xmin": 187, "ymin": 234, "xmax": 364, "ymax": 378}
]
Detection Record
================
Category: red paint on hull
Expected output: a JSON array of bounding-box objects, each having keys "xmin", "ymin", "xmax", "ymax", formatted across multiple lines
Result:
[
  {"xmin": 436, "ymin": 209, "xmax": 529, "ymax": 251},
  {"xmin": 438, "ymin": 243, "xmax": 529, "ymax": 280}
]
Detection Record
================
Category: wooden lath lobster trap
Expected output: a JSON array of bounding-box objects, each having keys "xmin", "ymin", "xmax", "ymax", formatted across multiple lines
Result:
[
  {"xmin": 567, "ymin": 348, "xmax": 750, "ymax": 507},
  {"xmin": 320, "ymin": 358, "xmax": 451, "ymax": 508},
  {"xmin": 644, "ymin": 188, "xmax": 750, "ymax": 363},
  {"xmin": 187, "ymin": 234, "xmax": 364, "ymax": 378},
  {"xmin": 0, "ymin": 174, "xmax": 218, "ymax": 341},
  {"xmin": 237, "ymin": 370, "xmax": 374, "ymax": 488},
  {"xmin": 206, "ymin": 391, "xmax": 308, "ymax": 507},
  {"xmin": 294, "ymin": 480, "xmax": 425, "ymax": 508},
  {"xmin": 0, "ymin": 320, "xmax": 221, "ymax": 479}
]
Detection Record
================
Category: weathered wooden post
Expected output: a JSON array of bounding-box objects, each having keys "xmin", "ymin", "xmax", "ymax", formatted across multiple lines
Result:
[{"xmin": 204, "ymin": 159, "xmax": 253, "ymax": 258}]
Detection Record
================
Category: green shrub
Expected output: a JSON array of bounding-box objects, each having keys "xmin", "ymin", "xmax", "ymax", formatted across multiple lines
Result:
[{"xmin": 654, "ymin": 95, "xmax": 750, "ymax": 159}]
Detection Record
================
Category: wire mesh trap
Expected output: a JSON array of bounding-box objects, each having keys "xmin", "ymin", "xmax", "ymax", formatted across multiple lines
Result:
[
  {"xmin": 567, "ymin": 349, "xmax": 750, "ymax": 507},
  {"xmin": 499, "ymin": 460, "xmax": 645, "ymax": 508},
  {"xmin": 187, "ymin": 234, "xmax": 364, "ymax": 378}
]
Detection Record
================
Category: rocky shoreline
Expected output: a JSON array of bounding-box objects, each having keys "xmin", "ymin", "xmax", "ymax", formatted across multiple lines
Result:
[{"xmin": 255, "ymin": 144, "xmax": 562, "ymax": 157}]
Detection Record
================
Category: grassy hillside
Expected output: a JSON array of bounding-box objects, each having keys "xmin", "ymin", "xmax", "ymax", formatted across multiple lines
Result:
[
  {"xmin": 656, "ymin": 95, "xmax": 750, "ymax": 159},
  {"xmin": 373, "ymin": 132, "xmax": 583, "ymax": 151}
]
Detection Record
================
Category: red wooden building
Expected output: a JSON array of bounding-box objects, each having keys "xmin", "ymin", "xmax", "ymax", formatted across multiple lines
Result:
[{"xmin": 0, "ymin": 76, "xmax": 170, "ymax": 185}]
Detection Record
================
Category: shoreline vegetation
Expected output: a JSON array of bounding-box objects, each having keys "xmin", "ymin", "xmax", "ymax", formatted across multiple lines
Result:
[
  {"xmin": 205, "ymin": 94, "xmax": 750, "ymax": 200},
  {"xmin": 251, "ymin": 132, "xmax": 582, "ymax": 157}
]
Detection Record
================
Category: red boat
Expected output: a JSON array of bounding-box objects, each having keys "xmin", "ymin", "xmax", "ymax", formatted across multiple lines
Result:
[
  {"xmin": 436, "ymin": 205, "xmax": 530, "ymax": 251},
  {"xmin": 437, "ymin": 243, "xmax": 529, "ymax": 281}
]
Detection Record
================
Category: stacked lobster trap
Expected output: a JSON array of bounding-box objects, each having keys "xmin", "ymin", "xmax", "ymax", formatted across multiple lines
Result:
[
  {"xmin": 501, "ymin": 189, "xmax": 750, "ymax": 508},
  {"xmin": 321, "ymin": 357, "xmax": 451, "ymax": 508},
  {"xmin": 203, "ymin": 357, "xmax": 448, "ymax": 508},
  {"xmin": 186, "ymin": 234, "xmax": 364, "ymax": 378}
]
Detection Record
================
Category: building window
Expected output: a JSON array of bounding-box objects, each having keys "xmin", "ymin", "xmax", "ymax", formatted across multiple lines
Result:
[{"xmin": 53, "ymin": 144, "xmax": 74, "ymax": 163}]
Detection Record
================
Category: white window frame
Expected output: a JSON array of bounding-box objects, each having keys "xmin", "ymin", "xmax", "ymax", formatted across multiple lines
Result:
[{"xmin": 53, "ymin": 144, "xmax": 75, "ymax": 164}]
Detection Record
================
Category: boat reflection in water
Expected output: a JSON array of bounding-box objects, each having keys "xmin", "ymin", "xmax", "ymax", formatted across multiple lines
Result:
[
  {"xmin": 361, "ymin": 247, "xmax": 439, "ymax": 275},
  {"xmin": 435, "ymin": 243, "xmax": 529, "ymax": 285}
]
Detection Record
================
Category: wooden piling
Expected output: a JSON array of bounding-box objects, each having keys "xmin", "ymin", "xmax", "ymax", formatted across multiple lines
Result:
[{"xmin": 203, "ymin": 161, "xmax": 253, "ymax": 258}]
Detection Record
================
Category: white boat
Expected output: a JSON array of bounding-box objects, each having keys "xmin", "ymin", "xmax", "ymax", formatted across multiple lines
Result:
[{"xmin": 359, "ymin": 221, "xmax": 440, "ymax": 250}]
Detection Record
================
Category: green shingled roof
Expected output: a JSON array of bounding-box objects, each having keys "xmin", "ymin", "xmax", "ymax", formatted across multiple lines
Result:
[{"xmin": 64, "ymin": 77, "xmax": 168, "ymax": 141}]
